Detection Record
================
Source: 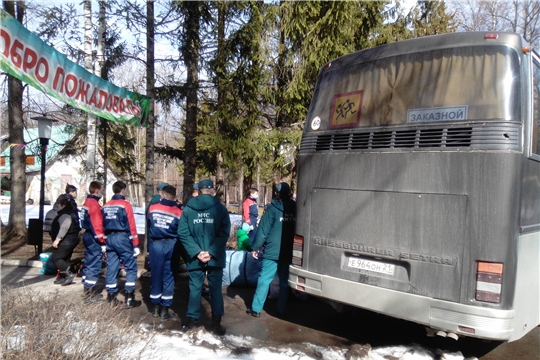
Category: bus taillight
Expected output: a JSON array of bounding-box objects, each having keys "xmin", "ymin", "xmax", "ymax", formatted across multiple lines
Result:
[
  {"xmin": 292, "ymin": 235, "xmax": 304, "ymax": 266},
  {"xmin": 475, "ymin": 261, "xmax": 503, "ymax": 304}
]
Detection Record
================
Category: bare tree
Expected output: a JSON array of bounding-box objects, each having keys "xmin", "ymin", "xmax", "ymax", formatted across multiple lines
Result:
[
  {"xmin": 3, "ymin": 0, "xmax": 26, "ymax": 243},
  {"xmin": 84, "ymin": 0, "xmax": 97, "ymax": 194},
  {"xmin": 450, "ymin": 0, "xmax": 540, "ymax": 47},
  {"xmin": 144, "ymin": 0, "xmax": 156, "ymax": 256}
]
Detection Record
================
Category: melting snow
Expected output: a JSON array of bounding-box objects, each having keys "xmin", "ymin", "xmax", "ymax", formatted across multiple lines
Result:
[{"xmin": 116, "ymin": 325, "xmax": 474, "ymax": 360}]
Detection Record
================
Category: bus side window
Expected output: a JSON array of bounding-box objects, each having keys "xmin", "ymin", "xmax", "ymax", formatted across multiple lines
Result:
[{"xmin": 533, "ymin": 54, "xmax": 540, "ymax": 156}]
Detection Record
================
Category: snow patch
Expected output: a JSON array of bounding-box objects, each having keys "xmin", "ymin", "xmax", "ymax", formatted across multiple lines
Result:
[
  {"xmin": 119, "ymin": 326, "xmax": 468, "ymax": 360},
  {"xmin": 1, "ymin": 321, "xmax": 472, "ymax": 360}
]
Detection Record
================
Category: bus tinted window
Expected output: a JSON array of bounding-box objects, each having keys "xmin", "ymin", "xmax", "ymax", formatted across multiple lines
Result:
[
  {"xmin": 533, "ymin": 54, "xmax": 540, "ymax": 155},
  {"xmin": 306, "ymin": 46, "xmax": 520, "ymax": 132}
]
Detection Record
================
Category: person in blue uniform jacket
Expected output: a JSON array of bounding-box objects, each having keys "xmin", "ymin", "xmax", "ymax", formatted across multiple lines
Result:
[
  {"xmin": 147, "ymin": 185, "xmax": 182, "ymax": 321},
  {"xmin": 178, "ymin": 179, "xmax": 231, "ymax": 335},
  {"xmin": 246, "ymin": 182, "xmax": 296, "ymax": 318},
  {"xmin": 146, "ymin": 182, "xmax": 169, "ymax": 253},
  {"xmin": 102, "ymin": 181, "xmax": 141, "ymax": 308}
]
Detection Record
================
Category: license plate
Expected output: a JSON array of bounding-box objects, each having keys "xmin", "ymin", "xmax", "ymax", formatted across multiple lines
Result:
[{"xmin": 348, "ymin": 257, "xmax": 395, "ymax": 275}]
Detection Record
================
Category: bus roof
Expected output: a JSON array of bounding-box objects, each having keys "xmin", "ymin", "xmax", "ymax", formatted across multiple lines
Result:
[{"xmin": 322, "ymin": 32, "xmax": 527, "ymax": 74}]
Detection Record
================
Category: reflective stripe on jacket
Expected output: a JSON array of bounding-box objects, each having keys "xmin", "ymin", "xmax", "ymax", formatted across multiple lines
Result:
[{"xmin": 148, "ymin": 199, "xmax": 182, "ymax": 240}]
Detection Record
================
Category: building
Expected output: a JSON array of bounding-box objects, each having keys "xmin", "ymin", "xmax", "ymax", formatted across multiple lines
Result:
[{"xmin": 0, "ymin": 124, "xmax": 116, "ymax": 204}]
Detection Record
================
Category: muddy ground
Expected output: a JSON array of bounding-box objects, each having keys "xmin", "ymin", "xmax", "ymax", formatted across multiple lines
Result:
[{"xmin": 2, "ymin": 232, "xmax": 538, "ymax": 359}]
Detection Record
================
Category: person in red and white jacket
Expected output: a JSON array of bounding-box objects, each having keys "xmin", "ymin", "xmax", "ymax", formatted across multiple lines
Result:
[
  {"xmin": 102, "ymin": 181, "xmax": 141, "ymax": 308},
  {"xmin": 80, "ymin": 181, "xmax": 106, "ymax": 303},
  {"xmin": 242, "ymin": 188, "xmax": 259, "ymax": 245}
]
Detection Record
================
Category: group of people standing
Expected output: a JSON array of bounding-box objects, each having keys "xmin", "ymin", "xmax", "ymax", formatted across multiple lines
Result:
[{"xmin": 48, "ymin": 178, "xmax": 296, "ymax": 336}]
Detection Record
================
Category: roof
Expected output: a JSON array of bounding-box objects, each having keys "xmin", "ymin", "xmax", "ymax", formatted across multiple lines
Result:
[{"xmin": 0, "ymin": 124, "xmax": 75, "ymax": 175}]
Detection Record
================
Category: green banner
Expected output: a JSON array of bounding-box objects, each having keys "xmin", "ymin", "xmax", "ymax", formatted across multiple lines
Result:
[{"xmin": 0, "ymin": 10, "xmax": 149, "ymax": 126}]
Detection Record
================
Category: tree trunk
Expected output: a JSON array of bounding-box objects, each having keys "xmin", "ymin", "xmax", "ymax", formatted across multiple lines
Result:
[
  {"xmin": 102, "ymin": 120, "xmax": 107, "ymax": 203},
  {"xmin": 96, "ymin": 1, "xmax": 106, "ymax": 77},
  {"xmin": 238, "ymin": 165, "xmax": 244, "ymax": 214},
  {"xmin": 225, "ymin": 178, "xmax": 230, "ymax": 206},
  {"xmin": 84, "ymin": 0, "xmax": 97, "ymax": 195},
  {"xmin": 256, "ymin": 163, "xmax": 260, "ymax": 206},
  {"xmin": 96, "ymin": 1, "xmax": 106, "ymax": 201},
  {"xmin": 145, "ymin": 0, "xmax": 156, "ymax": 257},
  {"xmin": 3, "ymin": 1, "xmax": 26, "ymax": 243},
  {"xmin": 136, "ymin": 127, "xmax": 143, "ymax": 206},
  {"xmin": 215, "ymin": 2, "xmax": 226, "ymax": 188},
  {"xmin": 181, "ymin": 2, "xmax": 201, "ymax": 204},
  {"xmin": 163, "ymin": 111, "xmax": 167, "ymax": 182},
  {"xmin": 275, "ymin": 1, "xmax": 287, "ymax": 129}
]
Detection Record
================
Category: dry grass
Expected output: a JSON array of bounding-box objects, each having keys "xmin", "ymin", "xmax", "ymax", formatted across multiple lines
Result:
[{"xmin": 1, "ymin": 286, "xmax": 152, "ymax": 359}]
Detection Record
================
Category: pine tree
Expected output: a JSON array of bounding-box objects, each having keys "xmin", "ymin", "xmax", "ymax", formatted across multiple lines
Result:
[
  {"xmin": 411, "ymin": 0, "xmax": 456, "ymax": 37},
  {"xmin": 146, "ymin": 0, "xmax": 156, "ymax": 218},
  {"xmin": 177, "ymin": 1, "xmax": 208, "ymax": 203},
  {"xmin": 261, "ymin": 1, "xmax": 387, "ymax": 188},
  {"xmin": 200, "ymin": 1, "xmax": 266, "ymax": 201},
  {"xmin": 370, "ymin": 0, "xmax": 455, "ymax": 46}
]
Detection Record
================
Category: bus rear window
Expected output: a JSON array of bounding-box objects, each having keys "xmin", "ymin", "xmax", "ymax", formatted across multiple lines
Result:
[{"xmin": 306, "ymin": 45, "xmax": 521, "ymax": 132}]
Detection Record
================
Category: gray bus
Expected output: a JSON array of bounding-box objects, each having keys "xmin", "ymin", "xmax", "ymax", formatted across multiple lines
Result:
[{"xmin": 289, "ymin": 32, "xmax": 540, "ymax": 342}]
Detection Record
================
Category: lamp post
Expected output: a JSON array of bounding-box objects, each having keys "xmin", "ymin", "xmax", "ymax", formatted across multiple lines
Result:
[{"xmin": 31, "ymin": 116, "xmax": 56, "ymax": 255}]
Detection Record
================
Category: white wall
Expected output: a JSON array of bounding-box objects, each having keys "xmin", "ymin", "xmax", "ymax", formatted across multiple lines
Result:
[{"xmin": 26, "ymin": 155, "xmax": 117, "ymax": 205}]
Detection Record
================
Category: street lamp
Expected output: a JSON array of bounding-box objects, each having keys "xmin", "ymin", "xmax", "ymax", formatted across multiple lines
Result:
[{"xmin": 30, "ymin": 116, "xmax": 56, "ymax": 255}]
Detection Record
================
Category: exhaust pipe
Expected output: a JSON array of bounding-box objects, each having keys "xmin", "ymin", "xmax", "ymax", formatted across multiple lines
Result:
[{"xmin": 426, "ymin": 328, "xmax": 459, "ymax": 341}]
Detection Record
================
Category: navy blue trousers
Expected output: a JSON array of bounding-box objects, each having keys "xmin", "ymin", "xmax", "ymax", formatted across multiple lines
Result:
[
  {"xmin": 82, "ymin": 232, "xmax": 102, "ymax": 289},
  {"xmin": 105, "ymin": 233, "xmax": 138, "ymax": 293},
  {"xmin": 248, "ymin": 225, "xmax": 258, "ymax": 246},
  {"xmin": 149, "ymin": 239, "xmax": 175, "ymax": 307}
]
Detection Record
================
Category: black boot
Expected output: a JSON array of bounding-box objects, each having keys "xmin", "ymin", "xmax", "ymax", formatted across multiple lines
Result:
[
  {"xmin": 152, "ymin": 304, "xmax": 160, "ymax": 317},
  {"xmin": 211, "ymin": 316, "xmax": 226, "ymax": 335},
  {"xmin": 62, "ymin": 270, "xmax": 76, "ymax": 286},
  {"xmin": 160, "ymin": 307, "xmax": 175, "ymax": 321},
  {"xmin": 107, "ymin": 292, "xmax": 120, "ymax": 306},
  {"xmin": 183, "ymin": 318, "xmax": 198, "ymax": 331},
  {"xmin": 246, "ymin": 309, "xmax": 260, "ymax": 318},
  {"xmin": 125, "ymin": 291, "xmax": 142, "ymax": 309},
  {"xmin": 83, "ymin": 287, "xmax": 104, "ymax": 304}
]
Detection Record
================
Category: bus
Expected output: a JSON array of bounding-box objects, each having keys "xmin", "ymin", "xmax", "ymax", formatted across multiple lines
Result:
[{"xmin": 289, "ymin": 32, "xmax": 540, "ymax": 342}]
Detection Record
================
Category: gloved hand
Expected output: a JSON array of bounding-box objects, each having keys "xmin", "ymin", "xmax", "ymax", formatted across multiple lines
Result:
[
  {"xmin": 133, "ymin": 247, "xmax": 140, "ymax": 257},
  {"xmin": 250, "ymin": 225, "xmax": 254, "ymax": 231},
  {"xmin": 101, "ymin": 245, "xmax": 106, "ymax": 253}
]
